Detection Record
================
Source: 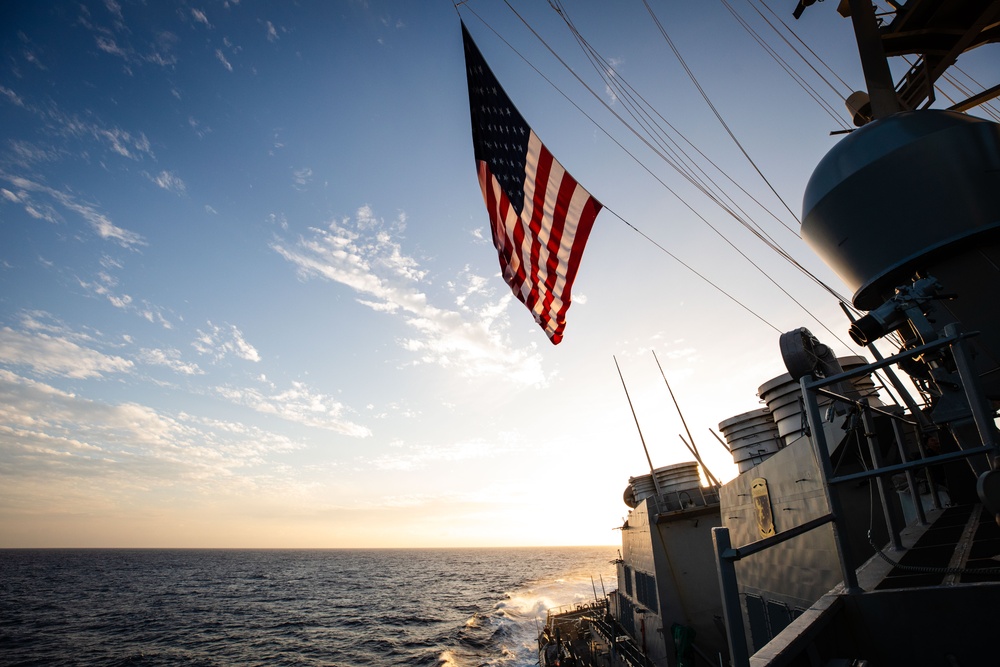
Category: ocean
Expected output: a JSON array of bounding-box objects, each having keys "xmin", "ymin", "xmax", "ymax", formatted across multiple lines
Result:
[{"xmin": 0, "ymin": 547, "xmax": 617, "ymax": 667}]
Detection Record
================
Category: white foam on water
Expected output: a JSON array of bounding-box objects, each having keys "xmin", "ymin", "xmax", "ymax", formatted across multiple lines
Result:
[
  {"xmin": 436, "ymin": 649, "xmax": 461, "ymax": 667},
  {"xmin": 484, "ymin": 570, "xmax": 614, "ymax": 667}
]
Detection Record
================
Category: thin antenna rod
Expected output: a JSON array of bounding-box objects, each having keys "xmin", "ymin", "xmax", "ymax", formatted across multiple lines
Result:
[
  {"xmin": 709, "ymin": 428, "xmax": 732, "ymax": 452},
  {"xmin": 680, "ymin": 434, "xmax": 722, "ymax": 487},
  {"xmin": 614, "ymin": 355, "xmax": 658, "ymax": 476},
  {"xmin": 652, "ymin": 350, "xmax": 702, "ymax": 460},
  {"xmin": 615, "ymin": 356, "xmax": 668, "ymax": 501}
]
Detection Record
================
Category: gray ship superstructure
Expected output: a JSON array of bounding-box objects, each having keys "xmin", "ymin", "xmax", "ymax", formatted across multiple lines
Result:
[{"xmin": 540, "ymin": 1, "xmax": 1000, "ymax": 665}]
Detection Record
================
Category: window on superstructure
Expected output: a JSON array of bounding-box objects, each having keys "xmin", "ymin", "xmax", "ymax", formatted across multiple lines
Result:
[
  {"xmin": 634, "ymin": 570, "xmax": 658, "ymax": 613},
  {"xmin": 618, "ymin": 594, "xmax": 636, "ymax": 636},
  {"xmin": 623, "ymin": 564, "xmax": 633, "ymax": 596}
]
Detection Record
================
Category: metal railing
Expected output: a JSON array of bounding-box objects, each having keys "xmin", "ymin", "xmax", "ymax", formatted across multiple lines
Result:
[
  {"xmin": 649, "ymin": 484, "xmax": 721, "ymax": 515},
  {"xmin": 711, "ymin": 326, "xmax": 999, "ymax": 666}
]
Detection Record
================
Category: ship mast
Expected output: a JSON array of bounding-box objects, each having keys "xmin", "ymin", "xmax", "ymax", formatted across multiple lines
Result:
[{"xmin": 845, "ymin": 0, "xmax": 901, "ymax": 119}]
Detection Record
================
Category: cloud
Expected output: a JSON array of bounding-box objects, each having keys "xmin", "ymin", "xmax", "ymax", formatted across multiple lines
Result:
[
  {"xmin": 215, "ymin": 49, "xmax": 233, "ymax": 72},
  {"xmin": 370, "ymin": 438, "xmax": 502, "ymax": 471},
  {"xmin": 265, "ymin": 21, "xmax": 279, "ymax": 42},
  {"xmin": 0, "ymin": 370, "xmax": 304, "ymax": 509},
  {"xmin": 0, "ymin": 85, "xmax": 26, "ymax": 108},
  {"xmin": 104, "ymin": 0, "xmax": 124, "ymax": 24},
  {"xmin": 0, "ymin": 327, "xmax": 133, "ymax": 379},
  {"xmin": 603, "ymin": 57, "xmax": 624, "ymax": 105},
  {"xmin": 1, "ymin": 174, "xmax": 146, "ymax": 248},
  {"xmin": 272, "ymin": 206, "xmax": 546, "ymax": 386},
  {"xmin": 191, "ymin": 9, "xmax": 211, "ymax": 27},
  {"xmin": 138, "ymin": 347, "xmax": 203, "ymax": 375},
  {"xmin": 95, "ymin": 35, "xmax": 128, "ymax": 58},
  {"xmin": 193, "ymin": 322, "xmax": 261, "ymax": 362},
  {"xmin": 75, "ymin": 269, "xmax": 174, "ymax": 329},
  {"xmin": 188, "ymin": 116, "xmax": 211, "ymax": 139},
  {"xmin": 292, "ymin": 167, "xmax": 312, "ymax": 190},
  {"xmin": 6, "ymin": 140, "xmax": 62, "ymax": 168},
  {"xmin": 3, "ymin": 86, "xmax": 154, "ymax": 162},
  {"xmin": 148, "ymin": 170, "xmax": 187, "ymax": 195},
  {"xmin": 215, "ymin": 380, "xmax": 372, "ymax": 437}
]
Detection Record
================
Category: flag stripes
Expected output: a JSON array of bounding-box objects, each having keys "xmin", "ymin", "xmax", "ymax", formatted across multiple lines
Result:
[{"xmin": 463, "ymin": 23, "xmax": 601, "ymax": 344}]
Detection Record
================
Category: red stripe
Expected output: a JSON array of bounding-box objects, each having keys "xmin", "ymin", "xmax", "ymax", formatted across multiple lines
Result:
[
  {"xmin": 538, "ymin": 166, "xmax": 576, "ymax": 335},
  {"xmin": 478, "ymin": 162, "xmax": 512, "ymax": 284},
  {"xmin": 523, "ymin": 144, "xmax": 554, "ymax": 318},
  {"xmin": 550, "ymin": 193, "xmax": 601, "ymax": 338},
  {"xmin": 477, "ymin": 146, "xmax": 601, "ymax": 344}
]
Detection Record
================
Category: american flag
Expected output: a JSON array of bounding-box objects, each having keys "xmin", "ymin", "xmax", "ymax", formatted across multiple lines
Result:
[{"xmin": 462, "ymin": 23, "xmax": 602, "ymax": 345}]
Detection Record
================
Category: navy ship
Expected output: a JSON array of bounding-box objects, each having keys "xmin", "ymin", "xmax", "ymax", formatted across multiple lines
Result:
[{"xmin": 536, "ymin": 1, "xmax": 1000, "ymax": 665}]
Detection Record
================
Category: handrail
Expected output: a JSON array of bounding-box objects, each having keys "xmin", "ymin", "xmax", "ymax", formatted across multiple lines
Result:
[
  {"xmin": 711, "ymin": 327, "xmax": 1000, "ymax": 667},
  {"xmin": 544, "ymin": 600, "xmax": 606, "ymax": 624}
]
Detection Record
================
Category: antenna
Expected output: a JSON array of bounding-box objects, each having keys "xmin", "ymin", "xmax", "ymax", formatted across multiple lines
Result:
[
  {"xmin": 679, "ymin": 434, "xmax": 722, "ymax": 487},
  {"xmin": 614, "ymin": 356, "xmax": 664, "ymax": 497},
  {"xmin": 652, "ymin": 350, "xmax": 722, "ymax": 485},
  {"xmin": 709, "ymin": 428, "xmax": 732, "ymax": 452}
]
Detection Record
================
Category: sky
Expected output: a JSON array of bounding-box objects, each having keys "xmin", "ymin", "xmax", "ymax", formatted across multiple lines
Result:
[{"xmin": 1, "ymin": 1, "xmax": 996, "ymax": 548}]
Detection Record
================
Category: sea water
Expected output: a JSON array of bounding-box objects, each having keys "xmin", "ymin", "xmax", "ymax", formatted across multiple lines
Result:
[{"xmin": 0, "ymin": 547, "xmax": 616, "ymax": 666}]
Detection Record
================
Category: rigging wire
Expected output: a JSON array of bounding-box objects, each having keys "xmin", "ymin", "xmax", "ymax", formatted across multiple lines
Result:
[
  {"xmin": 551, "ymin": 0, "xmax": 797, "ymax": 252},
  {"xmin": 895, "ymin": 53, "xmax": 1000, "ymax": 123},
  {"xmin": 464, "ymin": 2, "xmax": 859, "ymax": 346},
  {"xmin": 758, "ymin": 0, "xmax": 855, "ymax": 95},
  {"xmin": 723, "ymin": 0, "xmax": 853, "ymax": 131},
  {"xmin": 605, "ymin": 206, "xmax": 782, "ymax": 334},
  {"xmin": 552, "ymin": 2, "xmax": 863, "ymax": 320},
  {"xmin": 944, "ymin": 70, "xmax": 1000, "ymax": 122},
  {"xmin": 639, "ymin": 0, "xmax": 807, "ymax": 226},
  {"xmin": 871, "ymin": 0, "xmax": 1000, "ymax": 121},
  {"xmin": 462, "ymin": 5, "xmax": 792, "ymax": 335},
  {"xmin": 549, "ymin": 0, "xmax": 797, "ymax": 250},
  {"xmin": 951, "ymin": 65, "xmax": 1000, "ymax": 121},
  {"xmin": 534, "ymin": 2, "xmax": 863, "ymax": 339}
]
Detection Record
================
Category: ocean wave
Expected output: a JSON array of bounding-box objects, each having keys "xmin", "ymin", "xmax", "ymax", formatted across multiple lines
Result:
[{"xmin": 1, "ymin": 547, "xmax": 616, "ymax": 667}]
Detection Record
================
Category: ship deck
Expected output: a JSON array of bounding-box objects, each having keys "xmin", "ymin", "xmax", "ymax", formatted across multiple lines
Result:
[
  {"xmin": 750, "ymin": 503, "xmax": 1000, "ymax": 666},
  {"xmin": 541, "ymin": 602, "xmax": 651, "ymax": 667}
]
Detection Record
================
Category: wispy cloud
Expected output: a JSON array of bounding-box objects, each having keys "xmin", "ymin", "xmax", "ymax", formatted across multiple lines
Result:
[
  {"xmin": 0, "ymin": 85, "xmax": 26, "ymax": 108},
  {"xmin": 73, "ymin": 1, "xmax": 176, "ymax": 71},
  {"xmin": 0, "ymin": 370, "xmax": 304, "ymax": 510},
  {"xmin": 292, "ymin": 167, "xmax": 312, "ymax": 191},
  {"xmin": 603, "ymin": 57, "xmax": 624, "ymax": 105},
  {"xmin": 138, "ymin": 347, "xmax": 203, "ymax": 375},
  {"xmin": 371, "ymin": 438, "xmax": 504, "ymax": 471},
  {"xmin": 104, "ymin": 0, "xmax": 124, "ymax": 24},
  {"xmin": 148, "ymin": 170, "xmax": 187, "ymax": 195},
  {"xmin": 0, "ymin": 327, "xmax": 133, "ymax": 379},
  {"xmin": 188, "ymin": 116, "xmax": 211, "ymax": 139},
  {"xmin": 0, "ymin": 84, "xmax": 155, "ymax": 161},
  {"xmin": 0, "ymin": 174, "xmax": 145, "ymax": 248},
  {"xmin": 215, "ymin": 49, "xmax": 233, "ymax": 72},
  {"xmin": 75, "ymin": 267, "xmax": 175, "ymax": 330},
  {"xmin": 216, "ymin": 380, "xmax": 372, "ymax": 437},
  {"xmin": 191, "ymin": 9, "xmax": 211, "ymax": 27},
  {"xmin": 272, "ymin": 206, "xmax": 546, "ymax": 386},
  {"xmin": 193, "ymin": 322, "xmax": 261, "ymax": 362}
]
